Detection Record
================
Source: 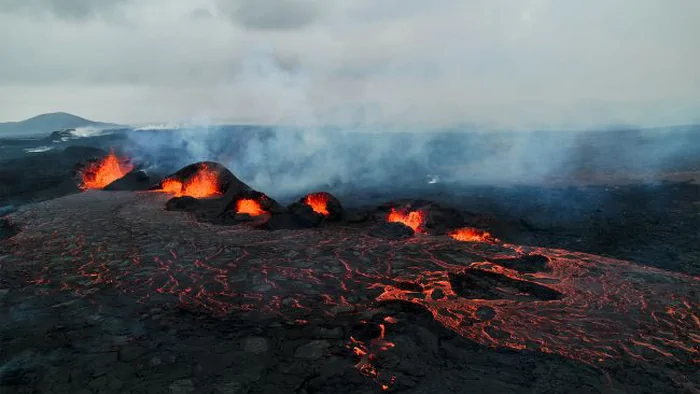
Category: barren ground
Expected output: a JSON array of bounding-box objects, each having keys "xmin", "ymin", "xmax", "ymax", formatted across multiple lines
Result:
[{"xmin": 1, "ymin": 190, "xmax": 698, "ymax": 394}]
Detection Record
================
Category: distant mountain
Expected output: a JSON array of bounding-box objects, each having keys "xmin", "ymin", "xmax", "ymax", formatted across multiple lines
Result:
[{"xmin": 0, "ymin": 112, "xmax": 121, "ymax": 137}]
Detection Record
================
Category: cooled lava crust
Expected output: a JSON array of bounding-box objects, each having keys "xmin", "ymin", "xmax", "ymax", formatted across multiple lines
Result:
[{"xmin": 1, "ymin": 190, "xmax": 698, "ymax": 393}]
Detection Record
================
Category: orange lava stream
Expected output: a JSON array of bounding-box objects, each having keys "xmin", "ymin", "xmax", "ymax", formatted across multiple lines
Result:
[
  {"xmin": 375, "ymin": 245, "xmax": 700, "ymax": 366},
  {"xmin": 236, "ymin": 199, "xmax": 266, "ymax": 216},
  {"xmin": 449, "ymin": 227, "xmax": 495, "ymax": 242},
  {"xmin": 387, "ymin": 209, "xmax": 424, "ymax": 233},
  {"xmin": 80, "ymin": 150, "xmax": 133, "ymax": 190},
  {"xmin": 303, "ymin": 193, "xmax": 330, "ymax": 216},
  {"xmin": 160, "ymin": 166, "xmax": 221, "ymax": 198}
]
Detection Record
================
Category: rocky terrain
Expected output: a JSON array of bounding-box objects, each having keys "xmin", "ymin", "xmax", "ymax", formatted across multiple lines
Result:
[
  {"xmin": 1, "ymin": 126, "xmax": 699, "ymax": 393},
  {"xmin": 1, "ymin": 189, "xmax": 698, "ymax": 393}
]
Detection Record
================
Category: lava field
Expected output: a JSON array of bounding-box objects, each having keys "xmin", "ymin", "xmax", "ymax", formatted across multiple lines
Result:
[{"xmin": 1, "ymin": 147, "xmax": 698, "ymax": 394}]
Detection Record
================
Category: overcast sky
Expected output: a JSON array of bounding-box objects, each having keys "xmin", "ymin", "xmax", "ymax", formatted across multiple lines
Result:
[{"xmin": 0, "ymin": 0, "xmax": 698, "ymax": 129}]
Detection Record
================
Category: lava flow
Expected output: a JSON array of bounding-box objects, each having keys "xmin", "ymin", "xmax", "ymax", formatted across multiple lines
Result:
[
  {"xmin": 10, "ymin": 191, "xmax": 700, "ymax": 392},
  {"xmin": 387, "ymin": 208, "xmax": 424, "ymax": 233},
  {"xmin": 160, "ymin": 165, "xmax": 221, "ymax": 198},
  {"xmin": 303, "ymin": 193, "xmax": 330, "ymax": 216},
  {"xmin": 449, "ymin": 227, "xmax": 495, "ymax": 243},
  {"xmin": 236, "ymin": 198, "xmax": 266, "ymax": 216},
  {"xmin": 80, "ymin": 149, "xmax": 133, "ymax": 190}
]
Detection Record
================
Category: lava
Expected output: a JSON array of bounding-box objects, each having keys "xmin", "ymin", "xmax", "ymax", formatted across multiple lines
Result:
[
  {"xmin": 348, "ymin": 321, "xmax": 397, "ymax": 391},
  {"xmin": 236, "ymin": 198, "xmax": 266, "ymax": 216},
  {"xmin": 303, "ymin": 193, "xmax": 330, "ymax": 216},
  {"xmin": 160, "ymin": 165, "xmax": 221, "ymax": 198},
  {"xmin": 387, "ymin": 208, "xmax": 424, "ymax": 233},
  {"xmin": 9, "ymin": 191, "xmax": 700, "ymax": 392},
  {"xmin": 449, "ymin": 227, "xmax": 495, "ymax": 243},
  {"xmin": 80, "ymin": 149, "xmax": 133, "ymax": 190}
]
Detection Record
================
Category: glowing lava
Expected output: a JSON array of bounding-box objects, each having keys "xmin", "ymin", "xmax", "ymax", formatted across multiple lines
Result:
[
  {"xmin": 303, "ymin": 193, "xmax": 330, "ymax": 216},
  {"xmin": 387, "ymin": 208, "xmax": 424, "ymax": 233},
  {"xmin": 160, "ymin": 166, "xmax": 221, "ymax": 198},
  {"xmin": 236, "ymin": 199, "xmax": 266, "ymax": 216},
  {"xmin": 449, "ymin": 227, "xmax": 495, "ymax": 243},
  {"xmin": 80, "ymin": 149, "xmax": 133, "ymax": 190},
  {"xmin": 348, "ymin": 320, "xmax": 397, "ymax": 391}
]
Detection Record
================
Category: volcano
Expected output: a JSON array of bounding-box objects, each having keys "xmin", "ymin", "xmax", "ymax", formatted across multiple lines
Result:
[{"xmin": 155, "ymin": 161, "xmax": 247, "ymax": 198}]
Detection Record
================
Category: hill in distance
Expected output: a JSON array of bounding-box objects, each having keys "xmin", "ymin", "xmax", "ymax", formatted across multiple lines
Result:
[{"xmin": 0, "ymin": 112, "xmax": 121, "ymax": 137}]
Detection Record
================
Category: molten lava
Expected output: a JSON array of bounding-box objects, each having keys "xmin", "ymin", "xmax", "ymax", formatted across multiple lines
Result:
[
  {"xmin": 303, "ymin": 193, "xmax": 330, "ymax": 216},
  {"xmin": 80, "ymin": 149, "xmax": 133, "ymax": 190},
  {"xmin": 236, "ymin": 199, "xmax": 266, "ymax": 216},
  {"xmin": 160, "ymin": 166, "xmax": 221, "ymax": 198},
  {"xmin": 449, "ymin": 227, "xmax": 495, "ymax": 243},
  {"xmin": 387, "ymin": 208, "xmax": 424, "ymax": 233},
  {"xmin": 348, "ymin": 321, "xmax": 397, "ymax": 391}
]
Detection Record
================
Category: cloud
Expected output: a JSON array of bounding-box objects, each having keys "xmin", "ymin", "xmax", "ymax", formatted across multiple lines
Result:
[
  {"xmin": 218, "ymin": 0, "xmax": 321, "ymax": 30},
  {"xmin": 0, "ymin": 0, "xmax": 130, "ymax": 20},
  {"xmin": 0, "ymin": 0, "xmax": 698, "ymax": 128}
]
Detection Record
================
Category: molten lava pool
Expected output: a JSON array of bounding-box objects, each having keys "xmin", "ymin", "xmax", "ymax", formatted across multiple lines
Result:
[
  {"xmin": 449, "ymin": 227, "xmax": 494, "ymax": 242},
  {"xmin": 160, "ymin": 165, "xmax": 221, "ymax": 198},
  {"xmin": 387, "ymin": 208, "xmax": 424, "ymax": 233},
  {"xmin": 80, "ymin": 150, "xmax": 133, "ymax": 190},
  {"xmin": 236, "ymin": 198, "xmax": 266, "ymax": 216}
]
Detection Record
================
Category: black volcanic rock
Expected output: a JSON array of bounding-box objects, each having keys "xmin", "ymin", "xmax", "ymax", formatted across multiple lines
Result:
[
  {"xmin": 344, "ymin": 210, "xmax": 370, "ymax": 223},
  {"xmin": 0, "ymin": 218, "xmax": 19, "ymax": 240},
  {"xmin": 63, "ymin": 146, "xmax": 108, "ymax": 159},
  {"xmin": 282, "ymin": 204, "xmax": 325, "ymax": 229},
  {"xmin": 165, "ymin": 196, "xmax": 201, "ymax": 212},
  {"xmin": 369, "ymin": 221, "xmax": 415, "ymax": 239},
  {"xmin": 104, "ymin": 170, "xmax": 154, "ymax": 191}
]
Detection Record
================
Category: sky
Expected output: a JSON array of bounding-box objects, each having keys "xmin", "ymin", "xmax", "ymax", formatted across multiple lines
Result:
[{"xmin": 0, "ymin": 0, "xmax": 698, "ymax": 129}]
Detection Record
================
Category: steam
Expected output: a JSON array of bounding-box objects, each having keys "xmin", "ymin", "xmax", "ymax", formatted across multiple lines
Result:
[{"xmin": 124, "ymin": 50, "xmax": 700, "ymax": 202}]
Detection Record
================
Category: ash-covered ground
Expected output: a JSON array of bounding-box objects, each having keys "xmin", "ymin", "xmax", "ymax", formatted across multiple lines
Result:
[{"xmin": 1, "ymin": 127, "xmax": 699, "ymax": 393}]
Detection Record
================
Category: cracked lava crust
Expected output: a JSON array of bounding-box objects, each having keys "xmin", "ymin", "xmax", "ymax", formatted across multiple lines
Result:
[{"xmin": 1, "ymin": 191, "xmax": 698, "ymax": 393}]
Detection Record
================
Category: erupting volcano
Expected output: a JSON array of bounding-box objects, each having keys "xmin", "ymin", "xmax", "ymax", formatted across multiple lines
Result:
[
  {"xmin": 79, "ymin": 149, "xmax": 133, "ymax": 190},
  {"xmin": 303, "ymin": 192, "xmax": 330, "ymax": 216},
  {"xmin": 387, "ymin": 208, "xmax": 424, "ymax": 233},
  {"xmin": 236, "ymin": 198, "xmax": 266, "ymax": 216},
  {"xmin": 160, "ymin": 165, "xmax": 221, "ymax": 198}
]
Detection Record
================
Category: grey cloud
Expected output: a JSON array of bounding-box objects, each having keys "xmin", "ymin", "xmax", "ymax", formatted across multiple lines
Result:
[
  {"xmin": 189, "ymin": 7, "xmax": 214, "ymax": 20},
  {"xmin": 0, "ymin": 0, "xmax": 129, "ymax": 20},
  {"xmin": 218, "ymin": 0, "xmax": 321, "ymax": 30},
  {"xmin": 0, "ymin": 0, "xmax": 698, "ymax": 128}
]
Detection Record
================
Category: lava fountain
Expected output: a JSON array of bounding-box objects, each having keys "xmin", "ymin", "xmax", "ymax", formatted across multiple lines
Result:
[
  {"xmin": 387, "ymin": 208, "xmax": 425, "ymax": 233},
  {"xmin": 303, "ymin": 193, "xmax": 331, "ymax": 216},
  {"xmin": 160, "ymin": 165, "xmax": 221, "ymax": 198},
  {"xmin": 236, "ymin": 199, "xmax": 266, "ymax": 216},
  {"xmin": 80, "ymin": 149, "xmax": 134, "ymax": 190},
  {"xmin": 449, "ymin": 227, "xmax": 495, "ymax": 243}
]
